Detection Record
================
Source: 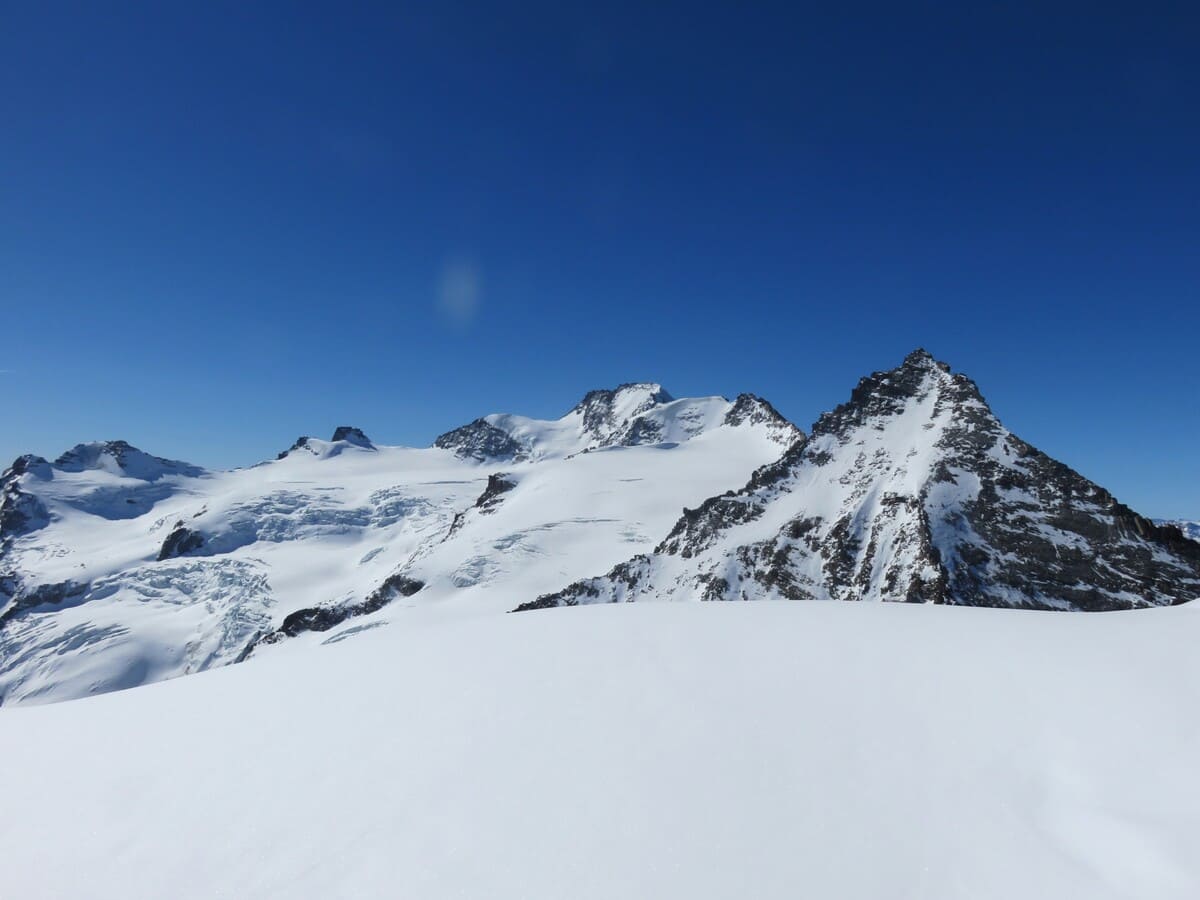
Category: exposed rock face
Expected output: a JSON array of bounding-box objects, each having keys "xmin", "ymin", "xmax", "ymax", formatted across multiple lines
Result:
[
  {"xmin": 474, "ymin": 474, "xmax": 516, "ymax": 513},
  {"xmin": 0, "ymin": 580, "xmax": 88, "ymax": 629},
  {"xmin": 1, "ymin": 457, "xmax": 51, "ymax": 543},
  {"xmin": 3, "ymin": 455, "xmax": 52, "ymax": 481},
  {"xmin": 250, "ymin": 574, "xmax": 425, "ymax": 649},
  {"xmin": 571, "ymin": 383, "xmax": 673, "ymax": 445},
  {"xmin": 331, "ymin": 426, "xmax": 373, "ymax": 447},
  {"xmin": 722, "ymin": 394, "xmax": 801, "ymax": 442},
  {"xmin": 519, "ymin": 350, "xmax": 1200, "ymax": 612},
  {"xmin": 277, "ymin": 427, "xmax": 375, "ymax": 460},
  {"xmin": 434, "ymin": 418, "xmax": 527, "ymax": 462},
  {"xmin": 157, "ymin": 525, "xmax": 206, "ymax": 561},
  {"xmin": 1157, "ymin": 520, "xmax": 1200, "ymax": 543}
]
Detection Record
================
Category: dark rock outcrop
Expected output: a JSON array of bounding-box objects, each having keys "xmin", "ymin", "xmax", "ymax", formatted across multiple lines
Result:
[
  {"xmin": 332, "ymin": 426, "xmax": 373, "ymax": 447},
  {"xmin": 277, "ymin": 436, "xmax": 312, "ymax": 460},
  {"xmin": 248, "ymin": 574, "xmax": 425, "ymax": 651},
  {"xmin": 475, "ymin": 473, "xmax": 517, "ymax": 513},
  {"xmin": 1, "ymin": 456, "xmax": 51, "ymax": 543},
  {"xmin": 157, "ymin": 525, "xmax": 206, "ymax": 561},
  {"xmin": 434, "ymin": 419, "xmax": 526, "ymax": 462},
  {"xmin": 570, "ymin": 383, "xmax": 673, "ymax": 441},
  {"xmin": 0, "ymin": 579, "xmax": 88, "ymax": 629}
]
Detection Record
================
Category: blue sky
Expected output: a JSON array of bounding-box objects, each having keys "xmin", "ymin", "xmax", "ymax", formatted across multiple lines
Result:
[{"xmin": 2, "ymin": 3, "xmax": 1197, "ymax": 516}]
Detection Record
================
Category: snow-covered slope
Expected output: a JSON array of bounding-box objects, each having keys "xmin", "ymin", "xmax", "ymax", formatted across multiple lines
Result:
[
  {"xmin": 434, "ymin": 382, "xmax": 799, "ymax": 460},
  {"xmin": 0, "ymin": 388, "xmax": 797, "ymax": 705},
  {"xmin": 4, "ymin": 355, "xmax": 1196, "ymax": 706},
  {"xmin": 526, "ymin": 350, "xmax": 1200, "ymax": 612},
  {"xmin": 2, "ymin": 600, "xmax": 1199, "ymax": 900}
]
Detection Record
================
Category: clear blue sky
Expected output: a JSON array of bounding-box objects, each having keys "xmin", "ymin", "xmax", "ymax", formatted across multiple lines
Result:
[{"xmin": 2, "ymin": 3, "xmax": 1197, "ymax": 516}]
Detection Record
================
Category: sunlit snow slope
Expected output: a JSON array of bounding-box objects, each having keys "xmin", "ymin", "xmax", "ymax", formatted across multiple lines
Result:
[
  {"xmin": 0, "ymin": 385, "xmax": 797, "ymax": 704},
  {"xmin": 1, "ymin": 600, "xmax": 1198, "ymax": 900}
]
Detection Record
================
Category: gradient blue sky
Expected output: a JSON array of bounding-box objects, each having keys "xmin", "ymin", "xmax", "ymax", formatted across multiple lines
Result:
[{"xmin": 2, "ymin": 3, "xmax": 1197, "ymax": 516}]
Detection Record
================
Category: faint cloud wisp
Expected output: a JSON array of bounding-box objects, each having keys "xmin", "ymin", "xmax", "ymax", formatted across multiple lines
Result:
[{"xmin": 436, "ymin": 259, "xmax": 481, "ymax": 327}]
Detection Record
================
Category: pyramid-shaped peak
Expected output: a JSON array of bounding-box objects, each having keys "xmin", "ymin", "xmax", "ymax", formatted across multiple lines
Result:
[
  {"xmin": 901, "ymin": 347, "xmax": 951, "ymax": 373},
  {"xmin": 810, "ymin": 350, "xmax": 987, "ymax": 440}
]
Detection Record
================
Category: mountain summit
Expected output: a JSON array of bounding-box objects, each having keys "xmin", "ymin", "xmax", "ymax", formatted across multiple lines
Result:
[
  {"xmin": 434, "ymin": 382, "xmax": 800, "ymax": 461},
  {"xmin": 2, "ymin": 356, "xmax": 1196, "ymax": 706},
  {"xmin": 522, "ymin": 351, "xmax": 1200, "ymax": 612}
]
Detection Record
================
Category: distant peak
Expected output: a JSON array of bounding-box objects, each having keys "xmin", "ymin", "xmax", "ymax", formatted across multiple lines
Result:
[
  {"xmin": 901, "ymin": 348, "xmax": 950, "ymax": 373},
  {"xmin": 52, "ymin": 441, "xmax": 202, "ymax": 480},
  {"xmin": 3, "ymin": 454, "xmax": 51, "ymax": 483},
  {"xmin": 569, "ymin": 383, "xmax": 674, "ymax": 440},
  {"xmin": 54, "ymin": 440, "xmax": 141, "ymax": 469},
  {"xmin": 810, "ymin": 350, "xmax": 985, "ymax": 440},
  {"xmin": 433, "ymin": 418, "xmax": 526, "ymax": 462},
  {"xmin": 723, "ymin": 394, "xmax": 805, "ymax": 445},
  {"xmin": 331, "ymin": 426, "xmax": 373, "ymax": 447},
  {"xmin": 616, "ymin": 381, "xmax": 673, "ymax": 402},
  {"xmin": 572, "ymin": 382, "xmax": 673, "ymax": 412}
]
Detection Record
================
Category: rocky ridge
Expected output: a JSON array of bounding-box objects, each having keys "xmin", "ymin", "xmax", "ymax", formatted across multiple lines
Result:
[{"xmin": 520, "ymin": 350, "xmax": 1200, "ymax": 612}]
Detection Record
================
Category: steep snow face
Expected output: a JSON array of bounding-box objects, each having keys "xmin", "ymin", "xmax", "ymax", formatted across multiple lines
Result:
[
  {"xmin": 0, "ymin": 393, "xmax": 798, "ymax": 705},
  {"xmin": 527, "ymin": 351, "xmax": 1200, "ymax": 612},
  {"xmin": 3, "ymin": 601, "xmax": 1200, "ymax": 900},
  {"xmin": 435, "ymin": 382, "xmax": 800, "ymax": 461}
]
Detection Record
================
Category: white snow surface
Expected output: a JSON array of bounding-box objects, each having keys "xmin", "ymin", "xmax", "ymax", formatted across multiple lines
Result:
[
  {"xmin": 0, "ymin": 392, "xmax": 795, "ymax": 704},
  {"xmin": 2, "ymin": 600, "xmax": 1199, "ymax": 900}
]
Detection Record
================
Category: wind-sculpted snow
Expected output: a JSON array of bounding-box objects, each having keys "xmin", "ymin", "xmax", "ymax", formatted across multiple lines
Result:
[
  {"xmin": 0, "ymin": 386, "xmax": 797, "ymax": 703},
  {"xmin": 523, "ymin": 351, "xmax": 1200, "ymax": 613}
]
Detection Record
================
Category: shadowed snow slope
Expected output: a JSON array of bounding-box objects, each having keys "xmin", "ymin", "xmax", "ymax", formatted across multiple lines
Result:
[{"xmin": 1, "ymin": 601, "xmax": 1198, "ymax": 900}]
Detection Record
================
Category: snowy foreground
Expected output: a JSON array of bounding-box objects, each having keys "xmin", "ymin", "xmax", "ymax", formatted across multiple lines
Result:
[{"xmin": 3, "ymin": 600, "xmax": 1198, "ymax": 900}]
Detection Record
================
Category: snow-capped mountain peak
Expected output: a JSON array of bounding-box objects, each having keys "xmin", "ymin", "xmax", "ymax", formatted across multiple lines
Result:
[
  {"xmin": 53, "ymin": 440, "xmax": 204, "ymax": 481},
  {"xmin": 278, "ymin": 426, "xmax": 377, "ymax": 460},
  {"xmin": 522, "ymin": 350, "xmax": 1200, "ymax": 613},
  {"xmin": 3, "ymin": 356, "xmax": 1196, "ymax": 707},
  {"xmin": 435, "ymin": 383, "xmax": 801, "ymax": 462},
  {"xmin": 566, "ymin": 382, "xmax": 675, "ymax": 443},
  {"xmin": 330, "ymin": 425, "xmax": 374, "ymax": 448},
  {"xmin": 1, "ymin": 379, "xmax": 799, "ymax": 704}
]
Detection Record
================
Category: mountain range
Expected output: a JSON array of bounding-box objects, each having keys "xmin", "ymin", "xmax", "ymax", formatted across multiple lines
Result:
[{"xmin": 2, "ymin": 351, "xmax": 1197, "ymax": 705}]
